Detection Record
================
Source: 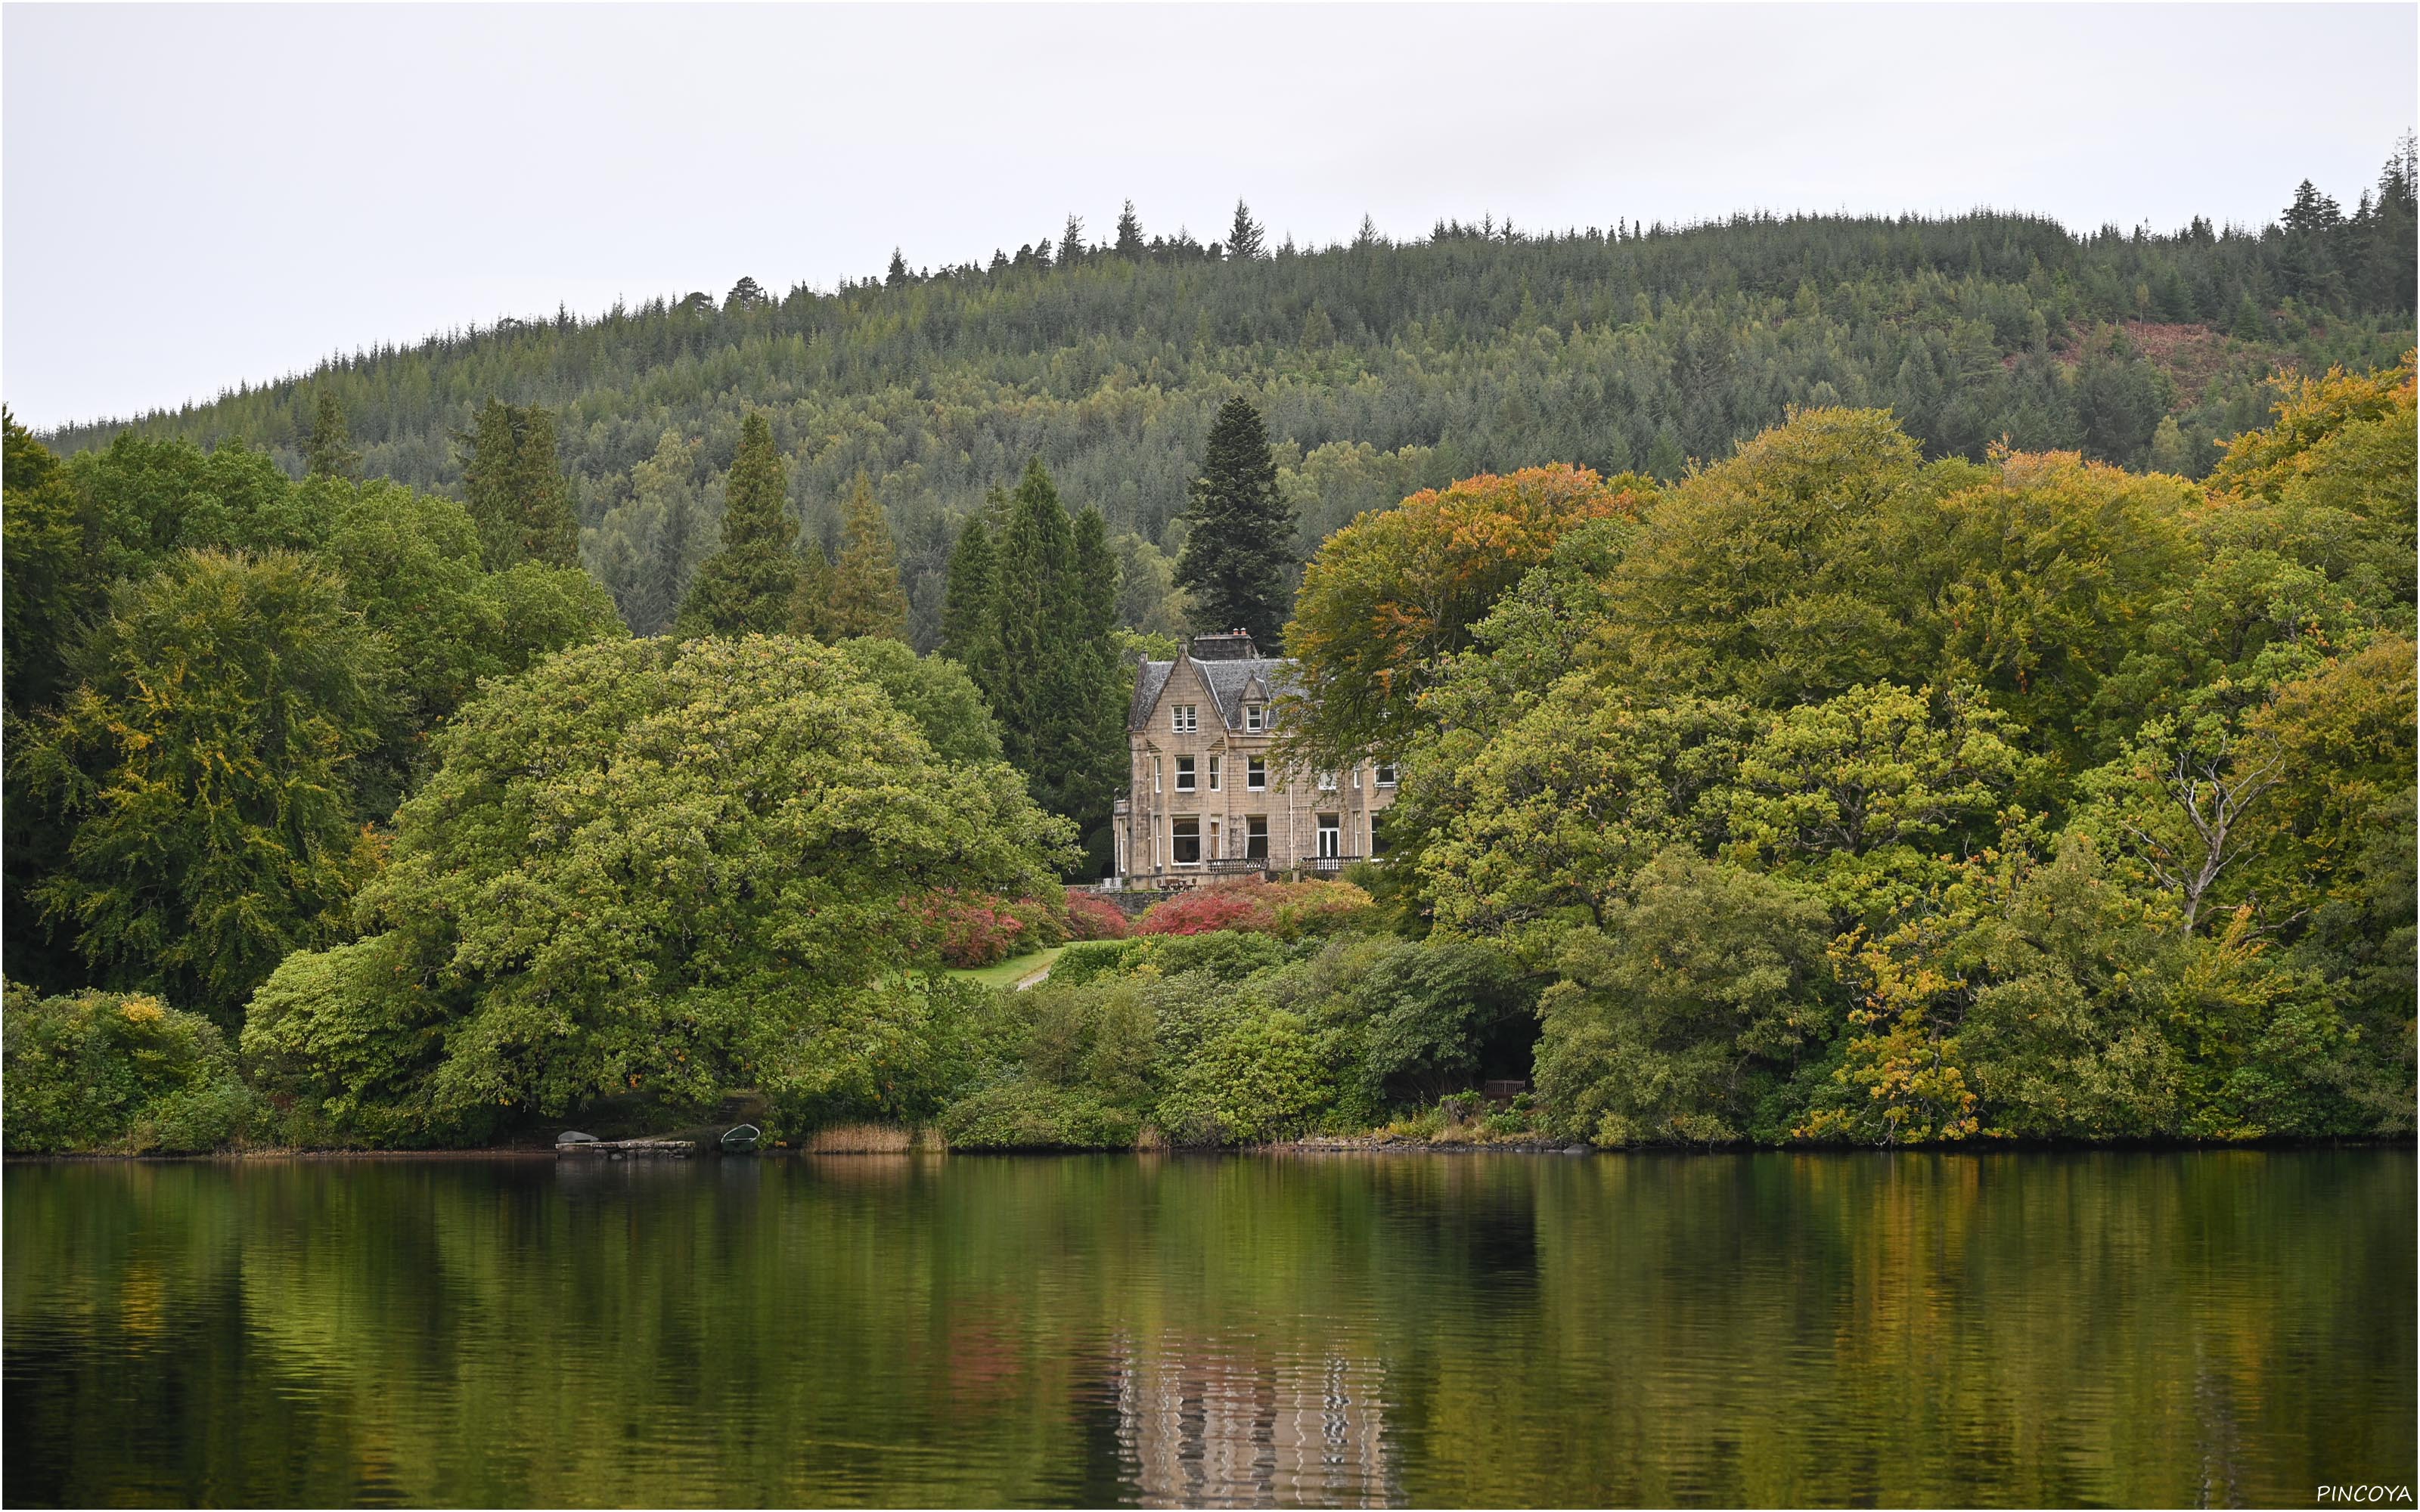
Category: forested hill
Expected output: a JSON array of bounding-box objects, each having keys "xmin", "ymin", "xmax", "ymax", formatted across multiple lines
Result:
[{"xmin": 38, "ymin": 147, "xmax": 2418, "ymax": 649}]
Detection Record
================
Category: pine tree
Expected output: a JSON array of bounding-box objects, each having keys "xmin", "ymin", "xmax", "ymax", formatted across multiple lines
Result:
[
  {"xmin": 994, "ymin": 460, "xmax": 1075, "ymax": 787},
  {"xmin": 1227, "ymin": 200, "xmax": 1264, "ymax": 260},
  {"xmin": 459, "ymin": 401, "xmax": 577, "ymax": 570},
  {"xmin": 1066, "ymin": 505, "xmax": 1130, "ymax": 863},
  {"xmin": 790, "ymin": 536, "xmax": 836, "ymax": 640},
  {"xmin": 676, "ymin": 412, "xmax": 801, "ymax": 637},
  {"xmin": 827, "ymin": 472, "xmax": 910, "ymax": 641},
  {"xmin": 1114, "ymin": 200, "xmax": 1146, "ymax": 259},
  {"xmin": 637, "ymin": 484, "xmax": 694, "ymax": 636},
  {"xmin": 886, "ymin": 249, "xmax": 910, "ymax": 288},
  {"xmin": 1058, "ymin": 215, "xmax": 1086, "ymax": 267},
  {"xmin": 508, "ymin": 405, "xmax": 579, "ymax": 569},
  {"xmin": 1175, "ymin": 396, "xmax": 1294, "ymax": 647},
  {"xmin": 459, "ymin": 401, "xmax": 521, "ymax": 569},
  {"xmin": 302, "ymin": 389, "xmax": 360, "ymax": 480},
  {"xmin": 940, "ymin": 512, "xmax": 1004, "ymax": 700}
]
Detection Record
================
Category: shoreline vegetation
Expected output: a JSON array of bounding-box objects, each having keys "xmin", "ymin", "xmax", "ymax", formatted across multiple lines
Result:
[{"xmin": 5, "ymin": 158, "xmax": 2415, "ymax": 1160}]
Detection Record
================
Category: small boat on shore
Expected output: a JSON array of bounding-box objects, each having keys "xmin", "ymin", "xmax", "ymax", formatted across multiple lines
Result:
[{"xmin": 719, "ymin": 1124, "xmax": 762, "ymax": 1154}]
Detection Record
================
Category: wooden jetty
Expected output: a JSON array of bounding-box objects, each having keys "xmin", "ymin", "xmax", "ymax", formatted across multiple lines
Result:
[{"xmin": 554, "ymin": 1134, "xmax": 697, "ymax": 1159}]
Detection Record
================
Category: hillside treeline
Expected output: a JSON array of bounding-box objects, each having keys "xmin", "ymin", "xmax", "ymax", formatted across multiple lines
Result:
[{"xmin": 37, "ymin": 146, "xmax": 2418, "ymax": 650}]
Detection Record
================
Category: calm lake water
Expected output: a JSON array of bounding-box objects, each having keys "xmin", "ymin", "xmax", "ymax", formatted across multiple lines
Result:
[{"xmin": 5, "ymin": 1150, "xmax": 2412, "ymax": 1507}]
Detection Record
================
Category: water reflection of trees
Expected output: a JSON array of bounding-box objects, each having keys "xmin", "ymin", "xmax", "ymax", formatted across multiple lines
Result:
[{"xmin": 4, "ymin": 1151, "xmax": 2412, "ymax": 1506}]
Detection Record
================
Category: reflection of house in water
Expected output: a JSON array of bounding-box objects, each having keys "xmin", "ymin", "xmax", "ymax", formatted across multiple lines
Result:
[{"xmin": 1110, "ymin": 1341, "xmax": 1395, "ymax": 1507}]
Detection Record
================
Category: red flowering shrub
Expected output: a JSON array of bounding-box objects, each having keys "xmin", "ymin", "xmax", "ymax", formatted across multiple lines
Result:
[
  {"xmin": 1065, "ymin": 892, "xmax": 1131, "ymax": 941},
  {"xmin": 1136, "ymin": 877, "xmax": 1373, "ymax": 938},
  {"xmin": 910, "ymin": 891, "xmax": 1026, "ymax": 968},
  {"xmin": 908, "ymin": 890, "xmax": 1084, "ymax": 967}
]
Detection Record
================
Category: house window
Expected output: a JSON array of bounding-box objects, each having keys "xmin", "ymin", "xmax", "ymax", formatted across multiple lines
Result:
[
  {"xmin": 1246, "ymin": 756, "xmax": 1267, "ymax": 791},
  {"xmin": 1208, "ymin": 819, "xmax": 1222, "ymax": 859},
  {"xmin": 1172, "ymin": 815, "xmax": 1201, "ymax": 866},
  {"xmin": 1317, "ymin": 814, "xmax": 1342, "ymax": 859},
  {"xmin": 1153, "ymin": 756, "xmax": 1162, "ymax": 794},
  {"xmin": 1352, "ymin": 766, "xmax": 1361, "ymax": 789},
  {"xmin": 1207, "ymin": 756, "xmax": 1221, "ymax": 792},
  {"xmin": 1317, "ymin": 770, "xmax": 1338, "ymax": 792},
  {"xmin": 1375, "ymin": 764, "xmax": 1398, "ymax": 788},
  {"xmin": 1174, "ymin": 755, "xmax": 1196, "ymax": 792},
  {"xmin": 1246, "ymin": 816, "xmax": 1270, "ymax": 860},
  {"xmin": 1371, "ymin": 811, "xmax": 1392, "ymax": 857},
  {"xmin": 1245, "ymin": 704, "xmax": 1264, "ymax": 733},
  {"xmin": 1171, "ymin": 704, "xmax": 1199, "ymax": 733}
]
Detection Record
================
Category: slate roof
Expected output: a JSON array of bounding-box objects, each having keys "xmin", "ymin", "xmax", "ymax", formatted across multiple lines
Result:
[{"xmin": 1128, "ymin": 655, "xmax": 1300, "ymax": 733}]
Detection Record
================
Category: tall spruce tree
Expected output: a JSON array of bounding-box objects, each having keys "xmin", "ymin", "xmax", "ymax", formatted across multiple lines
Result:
[
  {"xmin": 676, "ymin": 413, "xmax": 801, "ymax": 637},
  {"xmin": 940, "ymin": 511, "xmax": 1004, "ymax": 701},
  {"xmin": 994, "ymin": 460, "xmax": 1075, "ymax": 787},
  {"xmin": 635, "ymin": 485, "xmax": 693, "ymax": 636},
  {"xmin": 302, "ymin": 389, "xmax": 360, "ymax": 481},
  {"xmin": 790, "ymin": 535, "xmax": 837, "ymax": 641},
  {"xmin": 460, "ymin": 401, "xmax": 578, "ymax": 571},
  {"xmin": 1176, "ymin": 395, "xmax": 1294, "ymax": 646},
  {"xmin": 827, "ymin": 472, "xmax": 910, "ymax": 641},
  {"xmin": 1066, "ymin": 504, "xmax": 1129, "ymax": 865},
  {"xmin": 1227, "ymin": 200, "xmax": 1264, "ymax": 260},
  {"xmin": 1114, "ymin": 200, "xmax": 1146, "ymax": 259}
]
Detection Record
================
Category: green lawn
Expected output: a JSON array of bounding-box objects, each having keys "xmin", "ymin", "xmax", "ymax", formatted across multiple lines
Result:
[{"xmin": 943, "ymin": 944, "xmax": 1069, "ymax": 991}]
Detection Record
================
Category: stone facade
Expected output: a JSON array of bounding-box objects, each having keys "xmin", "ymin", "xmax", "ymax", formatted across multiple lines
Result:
[{"xmin": 1111, "ymin": 631, "xmax": 1397, "ymax": 887}]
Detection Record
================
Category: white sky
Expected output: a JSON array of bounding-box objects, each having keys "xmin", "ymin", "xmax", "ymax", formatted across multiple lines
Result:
[{"xmin": 5, "ymin": 2, "xmax": 2414, "ymax": 431}]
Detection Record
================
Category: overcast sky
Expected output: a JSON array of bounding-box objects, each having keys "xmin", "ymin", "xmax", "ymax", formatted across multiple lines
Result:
[{"xmin": 5, "ymin": 2, "xmax": 2413, "ymax": 431}]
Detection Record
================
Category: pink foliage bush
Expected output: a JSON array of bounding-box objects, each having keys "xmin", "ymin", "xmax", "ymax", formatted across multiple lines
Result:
[
  {"xmin": 1064, "ymin": 892, "xmax": 1131, "ymax": 941},
  {"xmin": 1136, "ymin": 877, "xmax": 1374, "ymax": 939}
]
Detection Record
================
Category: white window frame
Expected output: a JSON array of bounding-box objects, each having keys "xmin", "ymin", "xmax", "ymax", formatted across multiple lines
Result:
[
  {"xmin": 1207, "ymin": 755, "xmax": 1221, "ymax": 792},
  {"xmin": 1171, "ymin": 704, "xmax": 1199, "ymax": 734},
  {"xmin": 1153, "ymin": 756, "xmax": 1162, "ymax": 794},
  {"xmin": 1375, "ymin": 764, "xmax": 1398, "ymax": 788},
  {"xmin": 1244, "ymin": 704, "xmax": 1264, "ymax": 733},
  {"xmin": 1171, "ymin": 814, "xmax": 1202, "ymax": 866},
  {"xmin": 1246, "ymin": 756, "xmax": 1267, "ymax": 792},
  {"xmin": 1317, "ymin": 813, "xmax": 1342, "ymax": 859},
  {"xmin": 1174, "ymin": 755, "xmax": 1196, "ymax": 792},
  {"xmin": 1245, "ymin": 815, "xmax": 1270, "ymax": 860},
  {"xmin": 1317, "ymin": 770, "xmax": 1338, "ymax": 792}
]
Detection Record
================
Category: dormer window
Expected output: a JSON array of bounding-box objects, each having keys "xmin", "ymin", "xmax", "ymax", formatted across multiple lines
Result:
[
  {"xmin": 1244, "ymin": 704, "xmax": 1264, "ymax": 733},
  {"xmin": 1171, "ymin": 704, "xmax": 1199, "ymax": 733}
]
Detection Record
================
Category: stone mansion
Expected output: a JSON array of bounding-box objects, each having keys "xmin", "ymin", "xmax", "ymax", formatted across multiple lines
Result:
[{"xmin": 1110, "ymin": 631, "xmax": 1396, "ymax": 888}]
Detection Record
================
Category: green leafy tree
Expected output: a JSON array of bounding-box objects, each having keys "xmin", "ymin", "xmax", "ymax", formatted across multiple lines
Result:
[
  {"xmin": 13, "ymin": 550, "xmax": 389, "ymax": 1023},
  {"xmin": 244, "ymin": 635, "xmax": 1075, "ymax": 1142},
  {"xmin": 827, "ymin": 472, "xmax": 910, "ymax": 641},
  {"xmin": 678, "ymin": 413, "xmax": 801, "ymax": 637},
  {"xmin": 2, "ymin": 413, "xmax": 92, "ymax": 717},
  {"xmin": 1177, "ymin": 397, "xmax": 1294, "ymax": 647},
  {"xmin": 830, "ymin": 635, "xmax": 1004, "ymax": 765},
  {"xmin": 1533, "ymin": 847, "xmax": 1837, "ymax": 1145}
]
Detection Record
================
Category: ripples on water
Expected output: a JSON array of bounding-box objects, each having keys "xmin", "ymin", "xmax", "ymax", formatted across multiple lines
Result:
[{"xmin": 5, "ymin": 1150, "xmax": 2412, "ymax": 1507}]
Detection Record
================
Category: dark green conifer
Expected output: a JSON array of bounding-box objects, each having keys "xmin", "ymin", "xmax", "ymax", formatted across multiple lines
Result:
[
  {"xmin": 302, "ymin": 389, "xmax": 360, "ymax": 481},
  {"xmin": 676, "ymin": 413, "xmax": 801, "ymax": 637},
  {"xmin": 940, "ymin": 512, "xmax": 1004, "ymax": 702},
  {"xmin": 460, "ymin": 401, "xmax": 577, "ymax": 570},
  {"xmin": 1114, "ymin": 200, "xmax": 1146, "ymax": 259},
  {"xmin": 1175, "ymin": 396, "xmax": 1294, "ymax": 647},
  {"xmin": 1227, "ymin": 200, "xmax": 1264, "ymax": 260},
  {"xmin": 827, "ymin": 472, "xmax": 910, "ymax": 641}
]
